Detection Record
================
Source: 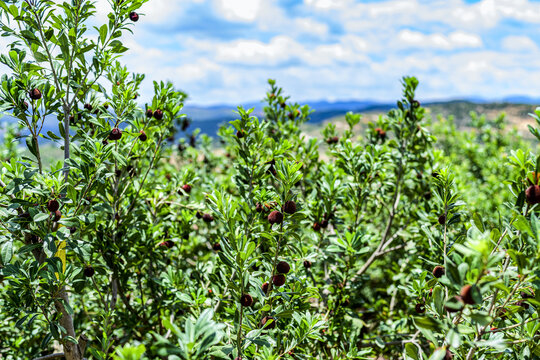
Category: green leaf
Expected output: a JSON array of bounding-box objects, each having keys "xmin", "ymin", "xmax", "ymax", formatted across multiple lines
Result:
[
  {"xmin": 405, "ymin": 343, "xmax": 419, "ymax": 360},
  {"xmin": 26, "ymin": 136, "xmax": 37, "ymax": 158},
  {"xmin": 99, "ymin": 24, "xmax": 107, "ymax": 45},
  {"xmin": 514, "ymin": 215, "xmax": 534, "ymax": 238},
  {"xmin": 472, "ymin": 212, "xmax": 484, "ymax": 233},
  {"xmin": 470, "ymin": 312, "xmax": 492, "ymax": 326},
  {"xmin": 47, "ymin": 131, "xmax": 62, "ymax": 140},
  {"xmin": 413, "ymin": 316, "xmax": 441, "ymax": 331},
  {"xmin": 433, "ymin": 286, "xmax": 444, "ymax": 315},
  {"xmin": 34, "ymin": 212, "xmax": 50, "ymax": 222},
  {"xmin": 1, "ymin": 240, "xmax": 13, "ymax": 265}
]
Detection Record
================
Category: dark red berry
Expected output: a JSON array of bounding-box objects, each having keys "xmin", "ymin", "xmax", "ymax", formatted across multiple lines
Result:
[
  {"xmin": 280, "ymin": 102, "xmax": 286, "ymax": 109},
  {"xmin": 240, "ymin": 293, "xmax": 253, "ymax": 307},
  {"xmin": 146, "ymin": 109, "xmax": 153, "ymax": 118},
  {"xmin": 84, "ymin": 103, "xmax": 93, "ymax": 111},
  {"xmin": 433, "ymin": 266, "xmax": 445, "ymax": 278},
  {"xmin": 262, "ymin": 282, "xmax": 269, "ymax": 294},
  {"xmin": 282, "ymin": 201, "xmax": 296, "ymax": 214},
  {"xmin": 415, "ymin": 303, "xmax": 426, "ymax": 314},
  {"xmin": 129, "ymin": 11, "xmax": 139, "ymax": 21},
  {"xmin": 255, "ymin": 202, "xmax": 263, "ymax": 212},
  {"xmin": 516, "ymin": 300, "xmax": 529, "ymax": 309},
  {"xmin": 320, "ymin": 219, "xmax": 329, "ymax": 228},
  {"xmin": 496, "ymin": 308, "xmax": 508, "ymax": 319},
  {"xmin": 444, "ymin": 348, "xmax": 453, "ymax": 360},
  {"xmin": 212, "ymin": 243, "xmax": 221, "ymax": 251},
  {"xmin": 313, "ymin": 222, "xmax": 321, "ymax": 231},
  {"xmin": 326, "ymin": 137, "xmax": 339, "ymax": 144},
  {"xmin": 276, "ymin": 261, "xmax": 290, "ymax": 274},
  {"xmin": 236, "ymin": 130, "xmax": 245, "ymax": 138},
  {"xmin": 153, "ymin": 109, "xmax": 163, "ymax": 120},
  {"xmin": 181, "ymin": 118, "xmax": 191, "ymax": 131},
  {"xmin": 202, "ymin": 213, "xmax": 214, "ymax": 223},
  {"xmin": 268, "ymin": 211, "xmax": 283, "ymax": 225},
  {"xmin": 272, "ymin": 274, "xmax": 286, "ymax": 287},
  {"xmin": 261, "ymin": 316, "xmax": 276, "ymax": 329},
  {"xmin": 139, "ymin": 130, "xmax": 147, "ymax": 141},
  {"xmin": 47, "ymin": 199, "xmax": 59, "ymax": 212},
  {"xmin": 102, "ymin": 139, "xmax": 109, "ymax": 146},
  {"xmin": 303, "ymin": 260, "xmax": 312, "ymax": 269},
  {"xmin": 182, "ymin": 184, "xmax": 192, "ymax": 194},
  {"xmin": 438, "ymin": 214, "xmax": 446, "ymax": 225},
  {"xmin": 460, "ymin": 284, "xmax": 477, "ymax": 305},
  {"xmin": 53, "ymin": 210, "xmax": 61, "ymax": 222},
  {"xmin": 29, "ymin": 88, "xmax": 41, "ymax": 100},
  {"xmin": 525, "ymin": 185, "xmax": 540, "ymax": 204},
  {"xmin": 109, "ymin": 128, "xmax": 122, "ymax": 140},
  {"xmin": 375, "ymin": 127, "xmax": 386, "ymax": 138},
  {"xmin": 83, "ymin": 266, "xmax": 95, "ymax": 278},
  {"xmin": 164, "ymin": 240, "xmax": 174, "ymax": 249}
]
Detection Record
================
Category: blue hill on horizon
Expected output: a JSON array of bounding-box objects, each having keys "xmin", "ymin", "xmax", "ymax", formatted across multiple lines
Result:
[{"xmin": 2, "ymin": 96, "xmax": 540, "ymax": 141}]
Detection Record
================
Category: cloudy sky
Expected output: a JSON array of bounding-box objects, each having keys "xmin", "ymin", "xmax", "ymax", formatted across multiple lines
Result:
[{"xmin": 21, "ymin": 0, "xmax": 540, "ymax": 105}]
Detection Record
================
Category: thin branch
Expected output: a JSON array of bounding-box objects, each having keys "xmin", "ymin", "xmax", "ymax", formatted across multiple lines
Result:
[{"xmin": 33, "ymin": 354, "xmax": 65, "ymax": 360}]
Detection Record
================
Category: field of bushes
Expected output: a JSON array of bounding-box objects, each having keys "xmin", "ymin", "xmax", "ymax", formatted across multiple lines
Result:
[{"xmin": 0, "ymin": 1, "xmax": 539, "ymax": 360}]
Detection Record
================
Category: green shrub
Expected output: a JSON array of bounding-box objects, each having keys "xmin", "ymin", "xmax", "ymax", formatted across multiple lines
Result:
[{"xmin": 0, "ymin": 1, "xmax": 538, "ymax": 360}]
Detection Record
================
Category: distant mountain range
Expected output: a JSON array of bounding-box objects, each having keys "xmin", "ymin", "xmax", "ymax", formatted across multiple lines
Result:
[
  {"xmin": 182, "ymin": 96, "xmax": 540, "ymax": 136},
  {"xmin": 2, "ymin": 96, "xmax": 540, "ymax": 140},
  {"xmin": 181, "ymin": 99, "xmax": 389, "ymax": 135}
]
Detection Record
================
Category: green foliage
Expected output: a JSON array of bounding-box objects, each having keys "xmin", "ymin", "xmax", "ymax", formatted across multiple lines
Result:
[{"xmin": 0, "ymin": 1, "xmax": 539, "ymax": 360}]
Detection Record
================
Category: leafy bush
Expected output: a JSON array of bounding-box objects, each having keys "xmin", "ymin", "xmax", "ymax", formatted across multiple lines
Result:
[{"xmin": 0, "ymin": 1, "xmax": 539, "ymax": 360}]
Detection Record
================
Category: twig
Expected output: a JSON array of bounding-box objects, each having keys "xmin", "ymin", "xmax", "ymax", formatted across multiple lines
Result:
[{"xmin": 33, "ymin": 355, "xmax": 89, "ymax": 360}]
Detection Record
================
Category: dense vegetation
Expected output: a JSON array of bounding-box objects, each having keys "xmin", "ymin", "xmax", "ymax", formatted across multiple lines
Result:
[{"xmin": 0, "ymin": 1, "xmax": 539, "ymax": 360}]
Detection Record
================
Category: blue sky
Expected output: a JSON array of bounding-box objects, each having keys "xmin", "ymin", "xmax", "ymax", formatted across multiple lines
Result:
[{"xmin": 35, "ymin": 1, "xmax": 540, "ymax": 104}]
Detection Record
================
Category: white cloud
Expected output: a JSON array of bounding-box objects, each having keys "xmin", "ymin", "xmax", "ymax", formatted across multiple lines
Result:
[
  {"xmin": 339, "ymin": 0, "xmax": 540, "ymax": 33},
  {"xmin": 303, "ymin": 0, "xmax": 353, "ymax": 10},
  {"xmin": 367, "ymin": 0, "xmax": 418, "ymax": 17},
  {"xmin": 501, "ymin": 36, "xmax": 538, "ymax": 52},
  {"xmin": 294, "ymin": 18, "xmax": 329, "ymax": 37},
  {"xmin": 214, "ymin": 0, "xmax": 262, "ymax": 22},
  {"xmin": 397, "ymin": 30, "xmax": 482, "ymax": 50},
  {"xmin": 209, "ymin": 35, "xmax": 369, "ymax": 66},
  {"xmin": 215, "ymin": 36, "xmax": 299, "ymax": 65}
]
